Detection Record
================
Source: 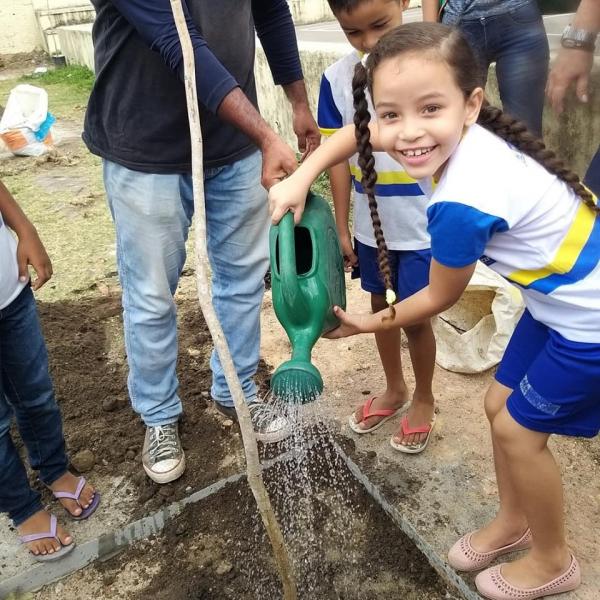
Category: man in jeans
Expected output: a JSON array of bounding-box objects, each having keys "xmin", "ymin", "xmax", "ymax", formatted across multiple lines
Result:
[
  {"xmin": 84, "ymin": 0, "xmax": 320, "ymax": 484},
  {"xmin": 423, "ymin": 0, "xmax": 549, "ymax": 137}
]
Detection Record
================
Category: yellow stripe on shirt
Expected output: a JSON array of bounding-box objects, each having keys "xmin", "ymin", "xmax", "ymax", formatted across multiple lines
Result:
[
  {"xmin": 319, "ymin": 127, "xmax": 339, "ymax": 137},
  {"xmin": 349, "ymin": 165, "xmax": 418, "ymax": 184},
  {"xmin": 507, "ymin": 201, "xmax": 597, "ymax": 287}
]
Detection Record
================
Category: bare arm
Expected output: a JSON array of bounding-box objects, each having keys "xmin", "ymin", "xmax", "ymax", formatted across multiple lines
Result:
[
  {"xmin": 269, "ymin": 123, "xmax": 382, "ymax": 223},
  {"xmin": 282, "ymin": 80, "xmax": 321, "ymax": 158},
  {"xmin": 422, "ymin": 0, "xmax": 441, "ymax": 22},
  {"xmin": 329, "ymin": 161, "xmax": 357, "ymax": 270},
  {"xmin": 217, "ymin": 88, "xmax": 297, "ymax": 188},
  {"xmin": 325, "ymin": 259, "xmax": 476, "ymax": 338},
  {"xmin": 547, "ymin": 0, "xmax": 600, "ymax": 114},
  {"xmin": 0, "ymin": 181, "xmax": 52, "ymax": 289}
]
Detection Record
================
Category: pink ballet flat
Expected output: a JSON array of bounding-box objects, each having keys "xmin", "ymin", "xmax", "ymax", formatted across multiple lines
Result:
[
  {"xmin": 447, "ymin": 529, "xmax": 532, "ymax": 572},
  {"xmin": 475, "ymin": 555, "xmax": 581, "ymax": 599}
]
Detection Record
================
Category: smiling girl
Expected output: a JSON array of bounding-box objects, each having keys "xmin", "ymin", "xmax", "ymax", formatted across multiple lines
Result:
[{"xmin": 269, "ymin": 22, "xmax": 599, "ymax": 600}]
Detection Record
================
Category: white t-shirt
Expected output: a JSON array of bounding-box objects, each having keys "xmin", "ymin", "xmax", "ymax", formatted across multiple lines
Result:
[
  {"xmin": 425, "ymin": 124, "xmax": 600, "ymax": 343},
  {"xmin": 0, "ymin": 212, "xmax": 27, "ymax": 309},
  {"xmin": 318, "ymin": 51, "xmax": 431, "ymax": 251}
]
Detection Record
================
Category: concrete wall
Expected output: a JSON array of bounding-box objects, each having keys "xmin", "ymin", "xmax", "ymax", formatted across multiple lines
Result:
[
  {"xmin": 0, "ymin": 0, "xmax": 42, "ymax": 54},
  {"xmin": 0, "ymin": 0, "xmax": 93, "ymax": 54}
]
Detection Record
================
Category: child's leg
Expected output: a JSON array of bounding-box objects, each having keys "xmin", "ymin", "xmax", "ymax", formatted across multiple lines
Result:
[
  {"xmin": 0, "ymin": 288, "xmax": 73, "ymax": 555},
  {"xmin": 468, "ymin": 381, "xmax": 529, "ymax": 552},
  {"xmin": 0, "ymin": 287, "xmax": 94, "ymax": 517},
  {"xmin": 351, "ymin": 292, "xmax": 409, "ymax": 430},
  {"xmin": 488, "ymin": 409, "xmax": 571, "ymax": 587},
  {"xmin": 391, "ymin": 249, "xmax": 436, "ymax": 447},
  {"xmin": 393, "ymin": 319, "xmax": 436, "ymax": 446}
]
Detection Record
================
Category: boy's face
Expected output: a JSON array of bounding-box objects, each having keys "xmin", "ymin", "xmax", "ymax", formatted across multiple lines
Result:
[{"xmin": 335, "ymin": 0, "xmax": 407, "ymax": 54}]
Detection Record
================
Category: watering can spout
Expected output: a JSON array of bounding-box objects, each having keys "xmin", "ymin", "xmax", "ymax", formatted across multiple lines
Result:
[{"xmin": 277, "ymin": 211, "xmax": 310, "ymax": 326}]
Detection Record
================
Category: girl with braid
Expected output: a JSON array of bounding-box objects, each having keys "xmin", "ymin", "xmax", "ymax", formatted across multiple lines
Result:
[
  {"xmin": 270, "ymin": 21, "xmax": 598, "ymax": 600},
  {"xmin": 318, "ymin": 0, "xmax": 437, "ymax": 454}
]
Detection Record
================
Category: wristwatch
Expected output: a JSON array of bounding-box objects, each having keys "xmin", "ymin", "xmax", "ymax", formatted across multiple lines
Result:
[{"xmin": 561, "ymin": 25, "xmax": 597, "ymax": 52}]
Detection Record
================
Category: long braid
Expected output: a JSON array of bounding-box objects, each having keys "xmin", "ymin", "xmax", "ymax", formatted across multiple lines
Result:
[
  {"xmin": 352, "ymin": 62, "xmax": 396, "ymax": 319},
  {"xmin": 478, "ymin": 102, "xmax": 597, "ymax": 212}
]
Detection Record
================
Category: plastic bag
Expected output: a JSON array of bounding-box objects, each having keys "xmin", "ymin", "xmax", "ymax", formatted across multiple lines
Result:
[
  {"xmin": 432, "ymin": 262, "xmax": 524, "ymax": 373},
  {"xmin": 0, "ymin": 84, "xmax": 55, "ymax": 157}
]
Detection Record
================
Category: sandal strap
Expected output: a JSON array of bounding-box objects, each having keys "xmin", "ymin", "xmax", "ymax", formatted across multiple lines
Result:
[
  {"xmin": 401, "ymin": 414, "xmax": 434, "ymax": 435},
  {"xmin": 53, "ymin": 476, "xmax": 86, "ymax": 503},
  {"xmin": 361, "ymin": 396, "xmax": 399, "ymax": 421},
  {"xmin": 19, "ymin": 514, "xmax": 59, "ymax": 544}
]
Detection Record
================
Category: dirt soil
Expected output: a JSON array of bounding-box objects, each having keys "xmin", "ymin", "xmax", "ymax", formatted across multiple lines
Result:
[{"xmin": 38, "ymin": 441, "xmax": 454, "ymax": 600}]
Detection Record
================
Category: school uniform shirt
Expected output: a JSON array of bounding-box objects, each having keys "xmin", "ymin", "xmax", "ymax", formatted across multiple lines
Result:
[
  {"xmin": 425, "ymin": 123, "xmax": 600, "ymax": 343},
  {"xmin": 317, "ymin": 50, "xmax": 430, "ymax": 251},
  {"xmin": 0, "ymin": 212, "xmax": 27, "ymax": 309}
]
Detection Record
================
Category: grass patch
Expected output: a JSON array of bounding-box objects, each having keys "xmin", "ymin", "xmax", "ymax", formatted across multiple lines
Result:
[{"xmin": 21, "ymin": 65, "xmax": 95, "ymax": 94}]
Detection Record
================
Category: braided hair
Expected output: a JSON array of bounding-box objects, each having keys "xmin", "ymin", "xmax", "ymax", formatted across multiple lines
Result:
[
  {"xmin": 353, "ymin": 62, "xmax": 397, "ymax": 319},
  {"xmin": 357, "ymin": 22, "xmax": 597, "ymax": 212}
]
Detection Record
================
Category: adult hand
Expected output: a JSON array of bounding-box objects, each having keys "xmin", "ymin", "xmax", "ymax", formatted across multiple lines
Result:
[
  {"xmin": 260, "ymin": 132, "xmax": 298, "ymax": 190},
  {"xmin": 323, "ymin": 306, "xmax": 374, "ymax": 339},
  {"xmin": 546, "ymin": 48, "xmax": 593, "ymax": 114},
  {"xmin": 292, "ymin": 104, "xmax": 321, "ymax": 161},
  {"xmin": 16, "ymin": 228, "xmax": 53, "ymax": 290}
]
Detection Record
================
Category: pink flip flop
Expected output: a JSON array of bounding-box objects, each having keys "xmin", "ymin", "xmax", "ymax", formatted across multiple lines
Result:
[
  {"xmin": 390, "ymin": 413, "xmax": 436, "ymax": 454},
  {"xmin": 448, "ymin": 528, "xmax": 532, "ymax": 572},
  {"xmin": 475, "ymin": 554, "xmax": 581, "ymax": 599},
  {"xmin": 348, "ymin": 396, "xmax": 406, "ymax": 434},
  {"xmin": 19, "ymin": 514, "xmax": 75, "ymax": 562},
  {"xmin": 52, "ymin": 476, "xmax": 101, "ymax": 521}
]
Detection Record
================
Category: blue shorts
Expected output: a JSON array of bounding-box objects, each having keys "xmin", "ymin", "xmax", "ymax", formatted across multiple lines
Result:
[
  {"xmin": 496, "ymin": 309, "xmax": 600, "ymax": 438},
  {"xmin": 353, "ymin": 239, "xmax": 431, "ymax": 299}
]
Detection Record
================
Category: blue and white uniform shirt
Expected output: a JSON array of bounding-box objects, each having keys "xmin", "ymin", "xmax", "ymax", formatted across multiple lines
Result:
[
  {"xmin": 318, "ymin": 50, "xmax": 431, "ymax": 251},
  {"xmin": 0, "ymin": 211, "xmax": 27, "ymax": 309},
  {"xmin": 425, "ymin": 124, "xmax": 600, "ymax": 343}
]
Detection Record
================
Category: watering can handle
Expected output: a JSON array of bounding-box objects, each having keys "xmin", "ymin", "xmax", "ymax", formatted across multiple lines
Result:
[{"xmin": 278, "ymin": 211, "xmax": 309, "ymax": 324}]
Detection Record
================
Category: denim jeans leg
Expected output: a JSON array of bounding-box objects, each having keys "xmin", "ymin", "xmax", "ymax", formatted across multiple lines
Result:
[
  {"xmin": 103, "ymin": 160, "xmax": 193, "ymax": 426},
  {"xmin": 487, "ymin": 3, "xmax": 549, "ymax": 137},
  {"xmin": 198, "ymin": 151, "xmax": 269, "ymax": 407},
  {"xmin": 584, "ymin": 146, "xmax": 600, "ymax": 197},
  {"xmin": 0, "ymin": 286, "xmax": 67, "ymax": 526}
]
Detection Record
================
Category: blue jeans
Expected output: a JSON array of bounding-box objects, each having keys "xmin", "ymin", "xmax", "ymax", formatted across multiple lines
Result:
[
  {"xmin": 0, "ymin": 286, "xmax": 68, "ymax": 527},
  {"xmin": 585, "ymin": 147, "xmax": 600, "ymax": 197},
  {"xmin": 103, "ymin": 150, "xmax": 269, "ymax": 422},
  {"xmin": 443, "ymin": 0, "xmax": 549, "ymax": 137}
]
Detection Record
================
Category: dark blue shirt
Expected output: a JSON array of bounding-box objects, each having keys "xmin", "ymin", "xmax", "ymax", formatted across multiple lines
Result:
[{"xmin": 83, "ymin": 0, "xmax": 303, "ymax": 172}]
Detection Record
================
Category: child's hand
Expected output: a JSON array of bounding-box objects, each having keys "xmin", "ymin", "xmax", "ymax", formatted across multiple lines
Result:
[
  {"xmin": 339, "ymin": 232, "xmax": 358, "ymax": 272},
  {"xmin": 323, "ymin": 306, "xmax": 377, "ymax": 339},
  {"xmin": 16, "ymin": 228, "xmax": 53, "ymax": 290},
  {"xmin": 269, "ymin": 177, "xmax": 308, "ymax": 225}
]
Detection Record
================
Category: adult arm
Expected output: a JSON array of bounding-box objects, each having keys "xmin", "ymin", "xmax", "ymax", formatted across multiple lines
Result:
[
  {"xmin": 422, "ymin": 0, "xmax": 441, "ymax": 22},
  {"xmin": 546, "ymin": 0, "xmax": 600, "ymax": 114},
  {"xmin": 109, "ymin": 0, "xmax": 297, "ymax": 187},
  {"xmin": 0, "ymin": 181, "xmax": 52, "ymax": 289},
  {"xmin": 252, "ymin": 0, "xmax": 320, "ymax": 156},
  {"xmin": 269, "ymin": 123, "xmax": 383, "ymax": 223}
]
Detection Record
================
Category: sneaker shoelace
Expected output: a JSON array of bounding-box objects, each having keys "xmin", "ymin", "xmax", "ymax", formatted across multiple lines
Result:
[{"xmin": 148, "ymin": 424, "xmax": 180, "ymax": 463}]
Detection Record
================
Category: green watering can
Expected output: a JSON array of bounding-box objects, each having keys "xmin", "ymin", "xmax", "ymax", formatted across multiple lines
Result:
[{"xmin": 269, "ymin": 191, "xmax": 346, "ymax": 403}]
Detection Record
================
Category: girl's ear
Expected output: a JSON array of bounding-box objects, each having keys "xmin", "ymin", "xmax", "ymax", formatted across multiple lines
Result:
[{"xmin": 465, "ymin": 87, "xmax": 484, "ymax": 127}]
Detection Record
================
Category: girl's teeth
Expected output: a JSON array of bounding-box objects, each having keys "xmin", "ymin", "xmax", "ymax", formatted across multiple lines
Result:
[{"xmin": 403, "ymin": 147, "xmax": 432, "ymax": 157}]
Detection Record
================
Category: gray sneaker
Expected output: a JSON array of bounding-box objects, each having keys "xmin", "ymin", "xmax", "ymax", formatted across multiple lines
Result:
[
  {"xmin": 142, "ymin": 423, "xmax": 186, "ymax": 484},
  {"xmin": 215, "ymin": 401, "xmax": 292, "ymax": 444}
]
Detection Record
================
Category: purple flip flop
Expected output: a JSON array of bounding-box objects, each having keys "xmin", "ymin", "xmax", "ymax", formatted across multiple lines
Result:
[
  {"xmin": 53, "ymin": 476, "xmax": 101, "ymax": 521},
  {"xmin": 19, "ymin": 513, "xmax": 75, "ymax": 562}
]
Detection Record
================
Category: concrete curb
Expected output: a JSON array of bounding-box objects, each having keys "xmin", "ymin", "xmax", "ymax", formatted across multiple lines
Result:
[
  {"xmin": 333, "ymin": 441, "xmax": 481, "ymax": 600},
  {"xmin": 1, "ymin": 439, "xmax": 479, "ymax": 599}
]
